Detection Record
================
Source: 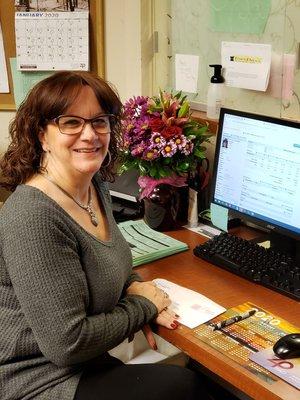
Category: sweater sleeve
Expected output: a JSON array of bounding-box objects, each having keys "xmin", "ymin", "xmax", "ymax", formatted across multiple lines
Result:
[{"xmin": 2, "ymin": 204, "xmax": 158, "ymax": 368}]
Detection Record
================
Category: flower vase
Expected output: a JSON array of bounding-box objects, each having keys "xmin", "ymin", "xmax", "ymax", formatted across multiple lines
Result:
[{"xmin": 143, "ymin": 184, "xmax": 188, "ymax": 231}]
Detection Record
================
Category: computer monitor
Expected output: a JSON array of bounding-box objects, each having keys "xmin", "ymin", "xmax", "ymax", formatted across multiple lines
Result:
[{"xmin": 211, "ymin": 108, "xmax": 300, "ymax": 257}]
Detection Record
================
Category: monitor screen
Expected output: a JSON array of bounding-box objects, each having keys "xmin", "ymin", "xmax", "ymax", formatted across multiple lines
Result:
[{"xmin": 211, "ymin": 108, "xmax": 300, "ymax": 238}]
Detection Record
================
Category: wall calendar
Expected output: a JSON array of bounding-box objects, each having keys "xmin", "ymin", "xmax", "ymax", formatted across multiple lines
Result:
[{"xmin": 15, "ymin": 11, "xmax": 89, "ymax": 71}]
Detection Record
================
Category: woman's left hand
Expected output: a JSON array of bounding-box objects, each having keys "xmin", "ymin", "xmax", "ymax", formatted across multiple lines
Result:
[
  {"xmin": 142, "ymin": 309, "xmax": 180, "ymax": 350},
  {"xmin": 155, "ymin": 308, "xmax": 180, "ymax": 329}
]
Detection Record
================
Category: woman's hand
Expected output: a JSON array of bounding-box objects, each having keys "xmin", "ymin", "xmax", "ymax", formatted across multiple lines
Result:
[
  {"xmin": 155, "ymin": 308, "xmax": 180, "ymax": 329},
  {"xmin": 142, "ymin": 309, "xmax": 180, "ymax": 350},
  {"xmin": 126, "ymin": 281, "xmax": 171, "ymax": 313}
]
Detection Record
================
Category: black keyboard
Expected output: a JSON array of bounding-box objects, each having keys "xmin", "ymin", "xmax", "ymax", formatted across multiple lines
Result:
[{"xmin": 193, "ymin": 233, "xmax": 300, "ymax": 301}]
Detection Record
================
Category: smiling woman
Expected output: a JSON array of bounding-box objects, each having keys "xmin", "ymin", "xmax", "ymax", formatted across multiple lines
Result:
[
  {"xmin": 0, "ymin": 71, "xmax": 121, "ymax": 191},
  {"xmin": 0, "ymin": 71, "xmax": 211, "ymax": 400}
]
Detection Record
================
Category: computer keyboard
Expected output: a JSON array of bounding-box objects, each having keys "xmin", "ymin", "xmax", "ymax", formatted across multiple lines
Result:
[{"xmin": 193, "ymin": 233, "xmax": 300, "ymax": 301}]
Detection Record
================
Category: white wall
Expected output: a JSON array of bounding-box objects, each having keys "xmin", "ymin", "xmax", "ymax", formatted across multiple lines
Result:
[{"xmin": 104, "ymin": 0, "xmax": 142, "ymax": 102}]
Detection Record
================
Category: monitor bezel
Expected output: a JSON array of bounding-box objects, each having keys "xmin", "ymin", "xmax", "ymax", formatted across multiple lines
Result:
[{"xmin": 210, "ymin": 107, "xmax": 300, "ymax": 240}]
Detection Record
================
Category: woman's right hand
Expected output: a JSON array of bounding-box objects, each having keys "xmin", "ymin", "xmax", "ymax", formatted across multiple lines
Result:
[{"xmin": 126, "ymin": 281, "xmax": 171, "ymax": 313}]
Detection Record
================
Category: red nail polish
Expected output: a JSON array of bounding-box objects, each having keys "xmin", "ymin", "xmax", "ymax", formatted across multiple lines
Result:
[
  {"xmin": 173, "ymin": 320, "xmax": 179, "ymax": 326},
  {"xmin": 171, "ymin": 323, "xmax": 177, "ymax": 328},
  {"xmin": 153, "ymin": 344, "xmax": 158, "ymax": 350}
]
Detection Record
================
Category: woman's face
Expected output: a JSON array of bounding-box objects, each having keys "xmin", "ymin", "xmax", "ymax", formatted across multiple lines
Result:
[{"xmin": 39, "ymin": 85, "xmax": 111, "ymax": 180}]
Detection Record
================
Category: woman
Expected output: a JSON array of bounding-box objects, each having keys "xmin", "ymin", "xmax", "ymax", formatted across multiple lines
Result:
[{"xmin": 0, "ymin": 71, "xmax": 212, "ymax": 400}]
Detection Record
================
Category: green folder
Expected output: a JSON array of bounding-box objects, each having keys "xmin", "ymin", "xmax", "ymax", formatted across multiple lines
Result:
[{"xmin": 118, "ymin": 220, "xmax": 189, "ymax": 267}]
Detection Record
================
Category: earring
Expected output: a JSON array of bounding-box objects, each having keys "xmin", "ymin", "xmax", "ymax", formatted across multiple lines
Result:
[{"xmin": 101, "ymin": 150, "xmax": 111, "ymax": 168}]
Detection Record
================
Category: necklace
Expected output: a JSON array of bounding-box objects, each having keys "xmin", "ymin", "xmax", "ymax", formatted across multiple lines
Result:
[{"xmin": 41, "ymin": 174, "xmax": 99, "ymax": 227}]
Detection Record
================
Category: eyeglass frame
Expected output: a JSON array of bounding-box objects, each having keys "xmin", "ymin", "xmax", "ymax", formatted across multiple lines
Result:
[{"xmin": 48, "ymin": 113, "xmax": 116, "ymax": 135}]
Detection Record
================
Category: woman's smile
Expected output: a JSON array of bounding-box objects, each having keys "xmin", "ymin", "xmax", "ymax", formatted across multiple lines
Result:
[{"xmin": 73, "ymin": 147, "xmax": 101, "ymax": 154}]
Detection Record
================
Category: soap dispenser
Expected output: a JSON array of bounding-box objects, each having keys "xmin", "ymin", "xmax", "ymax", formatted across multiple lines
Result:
[{"xmin": 207, "ymin": 64, "xmax": 225, "ymax": 120}]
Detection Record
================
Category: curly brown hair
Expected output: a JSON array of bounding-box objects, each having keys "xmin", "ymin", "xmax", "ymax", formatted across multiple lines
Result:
[{"xmin": 0, "ymin": 71, "xmax": 123, "ymax": 192}]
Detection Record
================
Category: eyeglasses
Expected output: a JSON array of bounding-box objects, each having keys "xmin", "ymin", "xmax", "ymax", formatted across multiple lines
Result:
[{"xmin": 51, "ymin": 114, "xmax": 115, "ymax": 135}]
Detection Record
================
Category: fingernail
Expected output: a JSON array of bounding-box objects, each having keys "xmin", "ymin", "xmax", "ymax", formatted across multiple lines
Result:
[
  {"xmin": 175, "ymin": 314, "xmax": 180, "ymax": 318},
  {"xmin": 171, "ymin": 323, "xmax": 177, "ymax": 328},
  {"xmin": 173, "ymin": 320, "xmax": 179, "ymax": 326},
  {"xmin": 153, "ymin": 344, "xmax": 158, "ymax": 350}
]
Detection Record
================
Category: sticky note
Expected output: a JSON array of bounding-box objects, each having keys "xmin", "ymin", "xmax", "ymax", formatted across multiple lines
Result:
[{"xmin": 210, "ymin": 203, "xmax": 228, "ymax": 232}]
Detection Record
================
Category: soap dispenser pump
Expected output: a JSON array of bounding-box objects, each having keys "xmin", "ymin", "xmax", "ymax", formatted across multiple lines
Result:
[{"xmin": 207, "ymin": 64, "xmax": 225, "ymax": 120}]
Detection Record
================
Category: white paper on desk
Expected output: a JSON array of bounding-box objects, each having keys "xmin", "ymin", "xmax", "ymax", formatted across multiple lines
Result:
[
  {"xmin": 175, "ymin": 54, "xmax": 199, "ymax": 93},
  {"xmin": 183, "ymin": 223, "xmax": 221, "ymax": 239},
  {"xmin": 221, "ymin": 42, "xmax": 271, "ymax": 91},
  {"xmin": 154, "ymin": 279, "xmax": 226, "ymax": 329},
  {"xmin": 0, "ymin": 22, "xmax": 9, "ymax": 93}
]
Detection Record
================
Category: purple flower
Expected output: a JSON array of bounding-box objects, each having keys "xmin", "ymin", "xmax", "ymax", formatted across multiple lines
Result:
[
  {"xmin": 124, "ymin": 96, "xmax": 149, "ymax": 118},
  {"xmin": 133, "ymin": 116, "xmax": 152, "ymax": 136},
  {"xmin": 150, "ymin": 133, "xmax": 166, "ymax": 149},
  {"xmin": 181, "ymin": 139, "xmax": 194, "ymax": 155},
  {"xmin": 142, "ymin": 147, "xmax": 160, "ymax": 160},
  {"xmin": 131, "ymin": 141, "xmax": 147, "ymax": 157},
  {"xmin": 161, "ymin": 140, "xmax": 177, "ymax": 157},
  {"xmin": 173, "ymin": 135, "xmax": 187, "ymax": 150}
]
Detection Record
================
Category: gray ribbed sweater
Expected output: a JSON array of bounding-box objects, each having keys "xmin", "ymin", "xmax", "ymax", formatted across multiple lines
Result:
[{"xmin": 0, "ymin": 176, "xmax": 158, "ymax": 400}]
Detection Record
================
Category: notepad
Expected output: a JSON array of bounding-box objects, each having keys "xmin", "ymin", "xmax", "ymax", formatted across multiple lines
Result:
[{"xmin": 118, "ymin": 220, "xmax": 188, "ymax": 267}]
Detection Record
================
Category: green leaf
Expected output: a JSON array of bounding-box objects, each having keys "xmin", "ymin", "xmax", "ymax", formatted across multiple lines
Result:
[
  {"xmin": 174, "ymin": 90, "xmax": 182, "ymax": 100},
  {"xmin": 139, "ymin": 164, "xmax": 148, "ymax": 175},
  {"xmin": 194, "ymin": 148, "xmax": 206, "ymax": 158},
  {"xmin": 178, "ymin": 101, "xmax": 190, "ymax": 118},
  {"xmin": 195, "ymin": 125, "xmax": 209, "ymax": 134},
  {"xmin": 158, "ymin": 168, "xmax": 168, "ymax": 178},
  {"xmin": 149, "ymin": 165, "xmax": 157, "ymax": 177},
  {"xmin": 180, "ymin": 95, "xmax": 187, "ymax": 104}
]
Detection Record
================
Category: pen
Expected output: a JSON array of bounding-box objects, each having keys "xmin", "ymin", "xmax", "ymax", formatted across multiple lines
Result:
[{"xmin": 210, "ymin": 309, "xmax": 256, "ymax": 331}]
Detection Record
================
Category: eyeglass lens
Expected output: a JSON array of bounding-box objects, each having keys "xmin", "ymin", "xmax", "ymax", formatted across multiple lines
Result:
[{"xmin": 57, "ymin": 115, "xmax": 111, "ymax": 135}]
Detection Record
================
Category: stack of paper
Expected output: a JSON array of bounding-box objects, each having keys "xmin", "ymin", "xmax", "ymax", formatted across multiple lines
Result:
[{"xmin": 118, "ymin": 220, "xmax": 188, "ymax": 267}]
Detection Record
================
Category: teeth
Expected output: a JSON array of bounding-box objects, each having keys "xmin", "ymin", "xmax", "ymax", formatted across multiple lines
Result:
[{"xmin": 75, "ymin": 148, "xmax": 97, "ymax": 153}]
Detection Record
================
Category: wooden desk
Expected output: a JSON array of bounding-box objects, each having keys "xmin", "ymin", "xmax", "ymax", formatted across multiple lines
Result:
[{"xmin": 136, "ymin": 227, "xmax": 300, "ymax": 400}]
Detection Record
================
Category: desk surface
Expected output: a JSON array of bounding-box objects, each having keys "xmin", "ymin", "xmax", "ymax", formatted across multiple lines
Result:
[{"xmin": 136, "ymin": 227, "xmax": 300, "ymax": 400}]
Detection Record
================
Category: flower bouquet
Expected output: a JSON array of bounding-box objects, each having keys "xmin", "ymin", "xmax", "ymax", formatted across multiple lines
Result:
[{"xmin": 119, "ymin": 90, "xmax": 212, "ymax": 200}]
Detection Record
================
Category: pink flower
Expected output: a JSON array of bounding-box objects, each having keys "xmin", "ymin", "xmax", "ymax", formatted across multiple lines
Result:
[
  {"xmin": 161, "ymin": 140, "xmax": 177, "ymax": 157},
  {"xmin": 124, "ymin": 96, "xmax": 149, "ymax": 117},
  {"xmin": 181, "ymin": 140, "xmax": 194, "ymax": 155},
  {"xmin": 142, "ymin": 148, "xmax": 160, "ymax": 160},
  {"xmin": 131, "ymin": 142, "xmax": 147, "ymax": 157},
  {"xmin": 150, "ymin": 133, "xmax": 166, "ymax": 148},
  {"xmin": 173, "ymin": 135, "xmax": 187, "ymax": 150}
]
